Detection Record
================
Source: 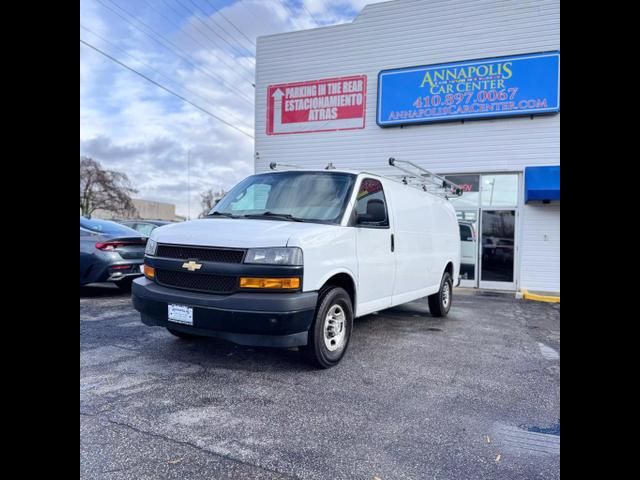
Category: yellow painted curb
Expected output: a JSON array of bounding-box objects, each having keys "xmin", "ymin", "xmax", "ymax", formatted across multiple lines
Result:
[{"xmin": 522, "ymin": 290, "xmax": 560, "ymax": 303}]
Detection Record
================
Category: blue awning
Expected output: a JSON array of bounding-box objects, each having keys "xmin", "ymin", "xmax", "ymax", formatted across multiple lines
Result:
[{"xmin": 525, "ymin": 166, "xmax": 560, "ymax": 203}]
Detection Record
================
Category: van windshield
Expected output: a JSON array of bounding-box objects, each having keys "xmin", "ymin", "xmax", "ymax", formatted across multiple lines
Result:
[{"xmin": 211, "ymin": 171, "xmax": 356, "ymax": 224}]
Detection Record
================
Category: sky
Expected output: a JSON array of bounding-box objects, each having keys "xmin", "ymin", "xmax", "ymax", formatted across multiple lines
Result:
[{"xmin": 80, "ymin": 0, "xmax": 387, "ymax": 219}]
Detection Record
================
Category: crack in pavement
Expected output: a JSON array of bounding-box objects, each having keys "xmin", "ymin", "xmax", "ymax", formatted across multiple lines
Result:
[{"xmin": 87, "ymin": 413, "xmax": 301, "ymax": 480}]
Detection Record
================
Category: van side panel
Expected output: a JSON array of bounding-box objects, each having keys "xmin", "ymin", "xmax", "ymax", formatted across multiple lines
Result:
[
  {"xmin": 431, "ymin": 200, "xmax": 461, "ymax": 282},
  {"xmin": 384, "ymin": 180, "xmax": 440, "ymax": 306}
]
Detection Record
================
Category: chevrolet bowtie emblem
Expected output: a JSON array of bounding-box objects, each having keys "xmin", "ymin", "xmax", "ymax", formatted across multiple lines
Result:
[{"xmin": 182, "ymin": 260, "xmax": 202, "ymax": 272}]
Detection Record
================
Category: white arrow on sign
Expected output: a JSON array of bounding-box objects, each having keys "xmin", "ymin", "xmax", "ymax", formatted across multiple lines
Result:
[
  {"xmin": 271, "ymin": 88, "xmax": 286, "ymax": 133},
  {"xmin": 271, "ymin": 88, "xmax": 364, "ymax": 134}
]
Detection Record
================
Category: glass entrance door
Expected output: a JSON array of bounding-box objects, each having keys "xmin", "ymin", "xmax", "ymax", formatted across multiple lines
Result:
[
  {"xmin": 479, "ymin": 209, "xmax": 516, "ymax": 290},
  {"xmin": 450, "ymin": 173, "xmax": 519, "ymax": 291}
]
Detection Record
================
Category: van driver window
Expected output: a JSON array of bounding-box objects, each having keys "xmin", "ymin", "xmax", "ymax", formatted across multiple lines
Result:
[{"xmin": 355, "ymin": 178, "xmax": 389, "ymax": 227}]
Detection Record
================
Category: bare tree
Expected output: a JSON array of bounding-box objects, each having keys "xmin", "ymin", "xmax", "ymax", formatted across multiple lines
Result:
[
  {"xmin": 80, "ymin": 156, "xmax": 138, "ymax": 217},
  {"xmin": 199, "ymin": 188, "xmax": 226, "ymax": 218}
]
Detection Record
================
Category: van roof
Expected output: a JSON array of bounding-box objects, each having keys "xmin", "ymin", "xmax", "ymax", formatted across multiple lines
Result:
[
  {"xmin": 253, "ymin": 168, "xmax": 365, "ymax": 176},
  {"xmin": 254, "ymin": 169, "xmax": 453, "ymax": 202}
]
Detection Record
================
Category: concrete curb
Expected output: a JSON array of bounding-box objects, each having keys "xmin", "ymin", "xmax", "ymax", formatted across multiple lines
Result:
[
  {"xmin": 454, "ymin": 287, "xmax": 514, "ymax": 298},
  {"xmin": 522, "ymin": 290, "xmax": 560, "ymax": 303}
]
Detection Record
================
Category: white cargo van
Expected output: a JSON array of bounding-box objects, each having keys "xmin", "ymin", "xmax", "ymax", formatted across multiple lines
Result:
[{"xmin": 133, "ymin": 163, "xmax": 460, "ymax": 368}]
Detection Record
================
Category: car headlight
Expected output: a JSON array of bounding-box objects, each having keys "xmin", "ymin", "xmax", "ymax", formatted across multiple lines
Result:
[
  {"xmin": 244, "ymin": 247, "xmax": 303, "ymax": 266},
  {"xmin": 145, "ymin": 238, "xmax": 158, "ymax": 256}
]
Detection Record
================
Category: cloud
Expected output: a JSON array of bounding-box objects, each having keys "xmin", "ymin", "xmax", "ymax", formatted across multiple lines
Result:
[{"xmin": 80, "ymin": 0, "xmax": 382, "ymax": 218}]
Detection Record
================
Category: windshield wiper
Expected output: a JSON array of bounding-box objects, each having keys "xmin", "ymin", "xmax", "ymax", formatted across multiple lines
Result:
[
  {"xmin": 243, "ymin": 211, "xmax": 305, "ymax": 222},
  {"xmin": 206, "ymin": 211, "xmax": 239, "ymax": 218}
]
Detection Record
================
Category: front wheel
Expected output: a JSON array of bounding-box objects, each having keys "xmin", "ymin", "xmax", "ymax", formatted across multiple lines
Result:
[
  {"xmin": 301, "ymin": 287, "xmax": 353, "ymax": 369},
  {"xmin": 428, "ymin": 271, "xmax": 453, "ymax": 317}
]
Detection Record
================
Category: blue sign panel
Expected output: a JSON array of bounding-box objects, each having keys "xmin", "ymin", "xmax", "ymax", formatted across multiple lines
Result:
[{"xmin": 377, "ymin": 51, "xmax": 560, "ymax": 126}]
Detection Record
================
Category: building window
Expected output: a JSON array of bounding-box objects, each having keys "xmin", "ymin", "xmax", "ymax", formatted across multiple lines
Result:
[
  {"xmin": 447, "ymin": 174, "xmax": 480, "ymax": 208},
  {"xmin": 480, "ymin": 174, "xmax": 518, "ymax": 207}
]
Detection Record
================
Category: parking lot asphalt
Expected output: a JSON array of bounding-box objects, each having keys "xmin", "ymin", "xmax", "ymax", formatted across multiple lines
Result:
[{"xmin": 80, "ymin": 284, "xmax": 560, "ymax": 480}]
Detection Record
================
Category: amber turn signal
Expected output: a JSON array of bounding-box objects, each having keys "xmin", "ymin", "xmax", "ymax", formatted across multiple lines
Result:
[
  {"xmin": 239, "ymin": 277, "xmax": 300, "ymax": 289},
  {"xmin": 143, "ymin": 264, "xmax": 155, "ymax": 279}
]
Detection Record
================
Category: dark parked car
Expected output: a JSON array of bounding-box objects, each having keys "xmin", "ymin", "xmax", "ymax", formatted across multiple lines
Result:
[
  {"xmin": 117, "ymin": 219, "xmax": 171, "ymax": 236},
  {"xmin": 80, "ymin": 217, "xmax": 147, "ymax": 290}
]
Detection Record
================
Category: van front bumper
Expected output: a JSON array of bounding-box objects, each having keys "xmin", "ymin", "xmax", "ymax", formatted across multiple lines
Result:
[{"xmin": 132, "ymin": 277, "xmax": 317, "ymax": 347}]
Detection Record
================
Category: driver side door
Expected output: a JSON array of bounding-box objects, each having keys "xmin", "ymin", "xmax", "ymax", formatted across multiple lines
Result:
[{"xmin": 353, "ymin": 178, "xmax": 396, "ymax": 316}]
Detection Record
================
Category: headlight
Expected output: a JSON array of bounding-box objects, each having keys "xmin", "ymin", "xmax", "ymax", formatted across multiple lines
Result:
[
  {"xmin": 145, "ymin": 238, "xmax": 158, "ymax": 256},
  {"xmin": 244, "ymin": 247, "xmax": 303, "ymax": 266}
]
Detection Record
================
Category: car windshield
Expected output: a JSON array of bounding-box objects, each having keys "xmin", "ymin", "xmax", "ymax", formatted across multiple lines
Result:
[
  {"xmin": 211, "ymin": 171, "xmax": 356, "ymax": 224},
  {"xmin": 80, "ymin": 217, "xmax": 139, "ymax": 236}
]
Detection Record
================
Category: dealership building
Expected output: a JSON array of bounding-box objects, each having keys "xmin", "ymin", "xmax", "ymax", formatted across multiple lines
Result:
[{"xmin": 254, "ymin": 0, "xmax": 559, "ymax": 293}]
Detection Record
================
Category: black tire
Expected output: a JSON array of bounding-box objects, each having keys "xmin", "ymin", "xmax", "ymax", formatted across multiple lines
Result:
[
  {"xmin": 166, "ymin": 327, "xmax": 200, "ymax": 339},
  {"xmin": 428, "ymin": 271, "xmax": 453, "ymax": 317},
  {"xmin": 302, "ymin": 287, "xmax": 353, "ymax": 369},
  {"xmin": 115, "ymin": 278, "xmax": 133, "ymax": 292}
]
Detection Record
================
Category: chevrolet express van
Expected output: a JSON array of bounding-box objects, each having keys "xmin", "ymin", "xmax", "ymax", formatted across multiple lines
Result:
[{"xmin": 132, "ymin": 168, "xmax": 460, "ymax": 368}]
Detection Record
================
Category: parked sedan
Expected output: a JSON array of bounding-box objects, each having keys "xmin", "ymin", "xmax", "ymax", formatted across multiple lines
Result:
[
  {"xmin": 117, "ymin": 219, "xmax": 171, "ymax": 236},
  {"xmin": 80, "ymin": 217, "xmax": 147, "ymax": 290}
]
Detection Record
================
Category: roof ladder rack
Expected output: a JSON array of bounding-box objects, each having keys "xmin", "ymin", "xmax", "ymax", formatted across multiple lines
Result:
[
  {"xmin": 269, "ymin": 162, "xmax": 337, "ymax": 170},
  {"xmin": 269, "ymin": 162, "xmax": 302, "ymax": 170},
  {"xmin": 387, "ymin": 157, "xmax": 463, "ymax": 199}
]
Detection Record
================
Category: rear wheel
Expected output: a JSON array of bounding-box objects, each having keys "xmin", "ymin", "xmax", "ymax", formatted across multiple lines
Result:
[
  {"xmin": 302, "ymin": 287, "xmax": 353, "ymax": 369},
  {"xmin": 166, "ymin": 327, "xmax": 199, "ymax": 339},
  {"xmin": 428, "ymin": 271, "xmax": 453, "ymax": 317}
]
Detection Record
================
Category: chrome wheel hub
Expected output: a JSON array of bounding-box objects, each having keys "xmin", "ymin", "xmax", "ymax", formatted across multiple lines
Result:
[
  {"xmin": 323, "ymin": 304, "xmax": 346, "ymax": 352},
  {"xmin": 442, "ymin": 282, "xmax": 450, "ymax": 308}
]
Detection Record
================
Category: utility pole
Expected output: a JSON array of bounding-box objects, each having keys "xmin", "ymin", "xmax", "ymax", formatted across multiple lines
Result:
[{"xmin": 187, "ymin": 149, "xmax": 191, "ymax": 220}]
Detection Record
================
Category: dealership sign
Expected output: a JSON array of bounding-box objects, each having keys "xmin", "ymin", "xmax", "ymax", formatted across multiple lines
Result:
[
  {"xmin": 377, "ymin": 52, "xmax": 559, "ymax": 126},
  {"xmin": 267, "ymin": 75, "xmax": 367, "ymax": 135}
]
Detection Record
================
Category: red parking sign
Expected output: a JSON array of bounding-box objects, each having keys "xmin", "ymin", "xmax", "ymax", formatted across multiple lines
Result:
[{"xmin": 267, "ymin": 75, "xmax": 367, "ymax": 135}]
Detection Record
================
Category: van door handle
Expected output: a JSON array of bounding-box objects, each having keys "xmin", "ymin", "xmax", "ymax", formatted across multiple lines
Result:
[{"xmin": 391, "ymin": 233, "xmax": 395, "ymax": 252}]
